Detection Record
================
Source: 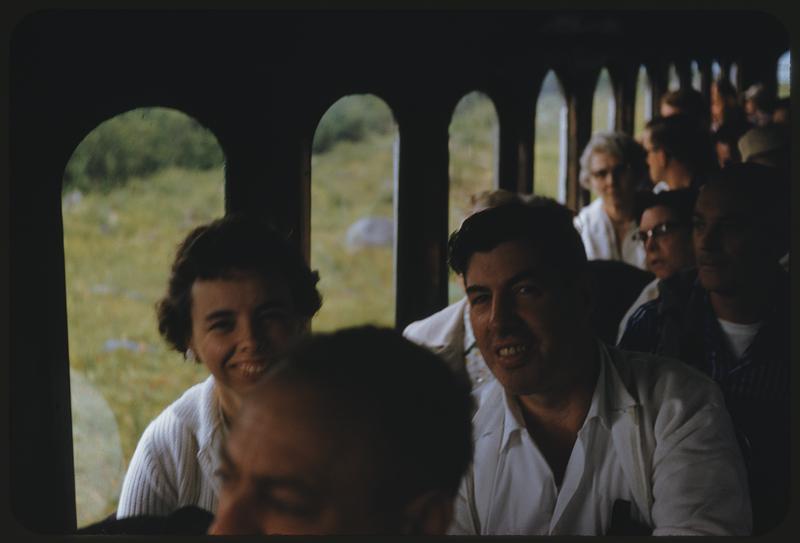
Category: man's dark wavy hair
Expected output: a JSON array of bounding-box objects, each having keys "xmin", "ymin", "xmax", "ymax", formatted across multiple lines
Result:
[
  {"xmin": 448, "ymin": 198, "xmax": 587, "ymax": 285},
  {"xmin": 157, "ymin": 214, "xmax": 322, "ymax": 355}
]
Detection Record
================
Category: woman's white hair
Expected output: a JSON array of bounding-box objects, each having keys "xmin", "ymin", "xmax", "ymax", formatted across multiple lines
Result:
[{"xmin": 578, "ymin": 131, "xmax": 644, "ymax": 190}]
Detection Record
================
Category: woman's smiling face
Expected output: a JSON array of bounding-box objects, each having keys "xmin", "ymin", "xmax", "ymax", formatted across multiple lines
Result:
[{"xmin": 189, "ymin": 270, "xmax": 302, "ymax": 397}]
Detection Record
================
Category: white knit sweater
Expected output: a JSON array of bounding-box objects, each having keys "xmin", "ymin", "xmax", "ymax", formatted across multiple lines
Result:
[{"xmin": 116, "ymin": 375, "xmax": 225, "ymax": 518}]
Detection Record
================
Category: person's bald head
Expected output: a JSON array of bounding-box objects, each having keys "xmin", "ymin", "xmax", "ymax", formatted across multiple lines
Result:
[{"xmin": 210, "ymin": 326, "xmax": 473, "ymax": 535}]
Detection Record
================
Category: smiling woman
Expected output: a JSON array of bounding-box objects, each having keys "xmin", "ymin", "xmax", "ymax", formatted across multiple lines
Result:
[{"xmin": 115, "ymin": 215, "xmax": 322, "ymax": 519}]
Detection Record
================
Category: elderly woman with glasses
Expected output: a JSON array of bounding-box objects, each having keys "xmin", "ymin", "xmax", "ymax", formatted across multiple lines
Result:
[{"xmin": 573, "ymin": 131, "xmax": 649, "ymax": 270}]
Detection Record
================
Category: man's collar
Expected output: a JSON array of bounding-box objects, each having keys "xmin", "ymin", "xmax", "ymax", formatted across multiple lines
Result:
[{"xmin": 498, "ymin": 341, "xmax": 616, "ymax": 450}]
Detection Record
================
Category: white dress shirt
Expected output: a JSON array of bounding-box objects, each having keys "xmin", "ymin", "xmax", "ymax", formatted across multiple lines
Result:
[
  {"xmin": 449, "ymin": 341, "xmax": 752, "ymax": 536},
  {"xmin": 484, "ymin": 361, "xmax": 637, "ymax": 535},
  {"xmin": 573, "ymin": 198, "xmax": 646, "ymax": 270}
]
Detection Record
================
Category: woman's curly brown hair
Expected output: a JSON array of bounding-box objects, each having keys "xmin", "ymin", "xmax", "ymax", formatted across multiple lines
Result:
[{"xmin": 156, "ymin": 214, "xmax": 322, "ymax": 356}]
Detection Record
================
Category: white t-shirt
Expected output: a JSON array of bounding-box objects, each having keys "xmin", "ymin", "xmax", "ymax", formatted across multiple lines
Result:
[
  {"xmin": 717, "ymin": 318, "xmax": 762, "ymax": 360},
  {"xmin": 653, "ymin": 181, "xmax": 670, "ymax": 193}
]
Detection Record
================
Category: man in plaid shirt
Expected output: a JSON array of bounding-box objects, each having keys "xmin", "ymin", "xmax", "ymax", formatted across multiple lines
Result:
[{"xmin": 619, "ymin": 163, "xmax": 789, "ymax": 535}]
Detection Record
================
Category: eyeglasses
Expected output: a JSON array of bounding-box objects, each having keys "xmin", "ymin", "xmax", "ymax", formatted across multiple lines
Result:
[{"xmin": 633, "ymin": 221, "xmax": 684, "ymax": 243}]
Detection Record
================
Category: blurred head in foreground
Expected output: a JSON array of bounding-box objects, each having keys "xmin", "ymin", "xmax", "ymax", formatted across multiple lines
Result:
[{"xmin": 208, "ymin": 326, "xmax": 474, "ymax": 535}]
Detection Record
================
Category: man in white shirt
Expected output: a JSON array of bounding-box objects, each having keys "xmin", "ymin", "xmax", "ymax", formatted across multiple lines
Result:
[{"xmin": 446, "ymin": 200, "xmax": 751, "ymax": 535}]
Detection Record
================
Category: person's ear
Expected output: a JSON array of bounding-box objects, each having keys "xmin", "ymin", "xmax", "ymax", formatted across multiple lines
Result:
[
  {"xmin": 656, "ymin": 148, "xmax": 669, "ymax": 169},
  {"xmin": 185, "ymin": 339, "xmax": 198, "ymax": 363},
  {"xmin": 401, "ymin": 490, "xmax": 454, "ymax": 535}
]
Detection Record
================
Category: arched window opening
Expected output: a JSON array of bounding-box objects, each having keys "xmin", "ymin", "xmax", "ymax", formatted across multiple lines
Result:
[
  {"xmin": 534, "ymin": 70, "xmax": 568, "ymax": 203},
  {"xmin": 712, "ymin": 60, "xmax": 723, "ymax": 80},
  {"xmin": 691, "ymin": 61, "xmax": 702, "ymax": 91},
  {"xmin": 592, "ymin": 68, "xmax": 616, "ymax": 132},
  {"xmin": 62, "ymin": 107, "xmax": 225, "ymax": 528},
  {"xmin": 778, "ymin": 50, "xmax": 790, "ymax": 98},
  {"xmin": 447, "ymin": 91, "xmax": 499, "ymax": 303},
  {"xmin": 729, "ymin": 62, "xmax": 739, "ymax": 89},
  {"xmin": 668, "ymin": 63, "xmax": 680, "ymax": 91},
  {"xmin": 311, "ymin": 94, "xmax": 398, "ymax": 329},
  {"xmin": 634, "ymin": 65, "xmax": 652, "ymax": 139}
]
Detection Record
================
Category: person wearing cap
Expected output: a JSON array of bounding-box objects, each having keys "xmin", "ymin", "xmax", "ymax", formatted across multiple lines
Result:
[{"xmin": 738, "ymin": 124, "xmax": 790, "ymax": 170}]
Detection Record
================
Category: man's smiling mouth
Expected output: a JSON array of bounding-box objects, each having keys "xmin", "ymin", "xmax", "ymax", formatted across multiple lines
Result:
[{"xmin": 497, "ymin": 344, "xmax": 529, "ymax": 357}]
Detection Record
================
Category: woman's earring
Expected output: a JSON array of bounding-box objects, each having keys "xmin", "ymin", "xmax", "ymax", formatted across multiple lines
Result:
[{"xmin": 185, "ymin": 348, "xmax": 196, "ymax": 362}]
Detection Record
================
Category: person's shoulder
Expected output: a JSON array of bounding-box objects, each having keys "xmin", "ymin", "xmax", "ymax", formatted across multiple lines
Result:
[
  {"xmin": 403, "ymin": 297, "xmax": 468, "ymax": 345},
  {"xmin": 573, "ymin": 198, "xmax": 603, "ymax": 230},
  {"xmin": 622, "ymin": 296, "xmax": 660, "ymax": 334},
  {"xmin": 142, "ymin": 376, "xmax": 213, "ymax": 447},
  {"xmin": 167, "ymin": 375, "xmax": 214, "ymax": 415},
  {"xmin": 609, "ymin": 346, "xmax": 720, "ymax": 403}
]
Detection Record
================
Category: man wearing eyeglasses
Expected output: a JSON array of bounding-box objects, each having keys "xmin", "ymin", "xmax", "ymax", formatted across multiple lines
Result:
[
  {"xmin": 616, "ymin": 189, "xmax": 697, "ymax": 343},
  {"xmin": 619, "ymin": 163, "xmax": 789, "ymax": 535}
]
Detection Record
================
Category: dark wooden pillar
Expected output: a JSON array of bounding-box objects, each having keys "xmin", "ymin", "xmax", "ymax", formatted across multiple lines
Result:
[
  {"xmin": 675, "ymin": 59, "xmax": 692, "ymax": 91},
  {"xmin": 698, "ymin": 58, "xmax": 713, "ymax": 106},
  {"xmin": 720, "ymin": 59, "xmax": 733, "ymax": 85},
  {"xmin": 9, "ymin": 118, "xmax": 77, "ymax": 533},
  {"xmin": 393, "ymin": 98, "xmax": 451, "ymax": 330},
  {"xmin": 647, "ymin": 61, "xmax": 668, "ymax": 119},
  {"xmin": 566, "ymin": 84, "xmax": 594, "ymax": 211},
  {"xmin": 609, "ymin": 62, "xmax": 637, "ymax": 136},
  {"xmin": 495, "ymin": 91, "xmax": 535, "ymax": 195},
  {"xmin": 223, "ymin": 108, "xmax": 309, "ymax": 261}
]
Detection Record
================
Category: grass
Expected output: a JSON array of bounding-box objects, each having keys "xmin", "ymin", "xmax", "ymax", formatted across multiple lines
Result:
[
  {"xmin": 310, "ymin": 131, "xmax": 397, "ymax": 331},
  {"xmin": 64, "ymin": 168, "xmax": 224, "ymax": 525},
  {"xmin": 65, "ymin": 93, "xmax": 567, "ymax": 526}
]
